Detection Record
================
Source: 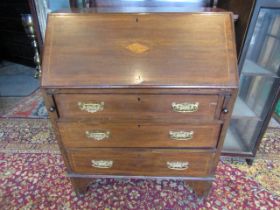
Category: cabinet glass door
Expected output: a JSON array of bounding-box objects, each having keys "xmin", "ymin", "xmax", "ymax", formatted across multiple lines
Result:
[{"xmin": 223, "ymin": 8, "xmax": 280, "ymax": 154}]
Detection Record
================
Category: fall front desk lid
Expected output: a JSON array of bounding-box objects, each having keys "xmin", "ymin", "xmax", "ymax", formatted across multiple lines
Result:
[{"xmin": 41, "ymin": 12, "xmax": 238, "ymax": 89}]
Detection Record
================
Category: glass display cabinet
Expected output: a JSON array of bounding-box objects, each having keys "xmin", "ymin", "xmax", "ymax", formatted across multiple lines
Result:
[{"xmin": 222, "ymin": 0, "xmax": 280, "ymax": 163}]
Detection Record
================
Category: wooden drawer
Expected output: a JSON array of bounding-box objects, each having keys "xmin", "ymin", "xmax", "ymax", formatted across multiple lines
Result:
[
  {"xmin": 55, "ymin": 94, "xmax": 220, "ymax": 120},
  {"xmin": 58, "ymin": 122, "xmax": 221, "ymax": 148},
  {"xmin": 68, "ymin": 149, "xmax": 215, "ymax": 177}
]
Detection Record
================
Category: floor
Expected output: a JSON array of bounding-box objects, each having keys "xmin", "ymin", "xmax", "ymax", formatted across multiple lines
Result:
[
  {"xmin": 0, "ymin": 61, "xmax": 39, "ymax": 97},
  {"xmin": 0, "ymin": 61, "xmax": 40, "ymax": 115},
  {"xmin": 0, "ymin": 97, "xmax": 22, "ymax": 115}
]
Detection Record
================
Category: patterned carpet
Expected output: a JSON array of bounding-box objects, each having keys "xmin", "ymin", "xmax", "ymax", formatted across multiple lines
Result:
[
  {"xmin": 1, "ymin": 90, "xmax": 48, "ymax": 119},
  {"xmin": 0, "ymin": 119, "xmax": 58, "ymax": 154},
  {"xmin": 257, "ymin": 128, "xmax": 280, "ymax": 159},
  {"xmin": 0, "ymin": 118, "xmax": 279, "ymax": 209},
  {"xmin": 0, "ymin": 152, "xmax": 279, "ymax": 209}
]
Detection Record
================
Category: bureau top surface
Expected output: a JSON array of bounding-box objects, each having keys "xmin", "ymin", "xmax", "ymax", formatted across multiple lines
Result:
[{"xmin": 41, "ymin": 12, "xmax": 238, "ymax": 89}]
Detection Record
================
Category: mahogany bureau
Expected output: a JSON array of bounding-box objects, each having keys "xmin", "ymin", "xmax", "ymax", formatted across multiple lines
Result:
[{"xmin": 41, "ymin": 12, "xmax": 238, "ymax": 197}]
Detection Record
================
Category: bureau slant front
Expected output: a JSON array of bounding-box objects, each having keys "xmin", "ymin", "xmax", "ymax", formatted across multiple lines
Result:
[{"xmin": 41, "ymin": 12, "xmax": 238, "ymax": 197}]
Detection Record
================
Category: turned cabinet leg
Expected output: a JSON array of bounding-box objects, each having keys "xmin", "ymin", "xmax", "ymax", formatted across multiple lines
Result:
[
  {"xmin": 70, "ymin": 178, "xmax": 92, "ymax": 196},
  {"xmin": 246, "ymin": 158, "xmax": 254, "ymax": 166},
  {"xmin": 187, "ymin": 181, "xmax": 212, "ymax": 198}
]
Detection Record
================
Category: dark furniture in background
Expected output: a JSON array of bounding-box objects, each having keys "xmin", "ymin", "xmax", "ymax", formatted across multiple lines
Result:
[
  {"xmin": 0, "ymin": 0, "xmax": 35, "ymax": 66},
  {"xmin": 217, "ymin": 0, "xmax": 255, "ymax": 57},
  {"xmin": 69, "ymin": 0, "xmax": 216, "ymax": 9},
  {"xmin": 222, "ymin": 0, "xmax": 280, "ymax": 164},
  {"xmin": 28, "ymin": 0, "xmax": 44, "ymax": 55}
]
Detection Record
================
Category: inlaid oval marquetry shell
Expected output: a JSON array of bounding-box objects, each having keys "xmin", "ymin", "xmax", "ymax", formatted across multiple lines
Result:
[{"xmin": 126, "ymin": 42, "xmax": 150, "ymax": 54}]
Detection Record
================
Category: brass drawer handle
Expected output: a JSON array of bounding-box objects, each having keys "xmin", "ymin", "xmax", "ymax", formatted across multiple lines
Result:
[
  {"xmin": 171, "ymin": 102, "xmax": 199, "ymax": 113},
  {"xmin": 85, "ymin": 131, "xmax": 110, "ymax": 141},
  {"xmin": 78, "ymin": 102, "xmax": 104, "ymax": 113},
  {"xmin": 167, "ymin": 161, "xmax": 189, "ymax": 170},
  {"xmin": 91, "ymin": 160, "xmax": 113, "ymax": 169},
  {"xmin": 169, "ymin": 131, "xmax": 194, "ymax": 141}
]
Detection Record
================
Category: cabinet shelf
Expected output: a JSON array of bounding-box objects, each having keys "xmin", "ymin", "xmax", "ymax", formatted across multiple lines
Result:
[
  {"xmin": 223, "ymin": 127, "xmax": 248, "ymax": 153},
  {"xmin": 224, "ymin": 4, "xmax": 280, "ymax": 160},
  {"xmin": 231, "ymin": 96, "xmax": 260, "ymax": 120},
  {"xmin": 241, "ymin": 60, "xmax": 279, "ymax": 78}
]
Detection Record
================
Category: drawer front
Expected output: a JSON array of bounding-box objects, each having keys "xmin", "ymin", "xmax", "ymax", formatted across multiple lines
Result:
[
  {"xmin": 68, "ymin": 149, "xmax": 215, "ymax": 177},
  {"xmin": 58, "ymin": 122, "xmax": 220, "ymax": 148},
  {"xmin": 55, "ymin": 94, "xmax": 220, "ymax": 120}
]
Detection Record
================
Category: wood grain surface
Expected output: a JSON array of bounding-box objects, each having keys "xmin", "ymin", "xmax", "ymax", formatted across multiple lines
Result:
[
  {"xmin": 41, "ymin": 11, "xmax": 239, "ymax": 197},
  {"xmin": 68, "ymin": 148, "xmax": 215, "ymax": 177},
  {"xmin": 41, "ymin": 13, "xmax": 238, "ymax": 88},
  {"xmin": 55, "ymin": 93, "xmax": 220, "ymax": 120},
  {"xmin": 58, "ymin": 121, "xmax": 221, "ymax": 148}
]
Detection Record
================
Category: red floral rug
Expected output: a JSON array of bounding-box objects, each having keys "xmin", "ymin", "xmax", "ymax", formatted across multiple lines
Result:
[
  {"xmin": 0, "ymin": 119, "xmax": 279, "ymax": 209},
  {"xmin": 257, "ymin": 128, "xmax": 280, "ymax": 159},
  {"xmin": 1, "ymin": 90, "xmax": 48, "ymax": 119},
  {"xmin": 0, "ymin": 119, "xmax": 58, "ymax": 154}
]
